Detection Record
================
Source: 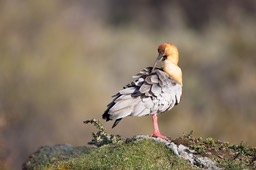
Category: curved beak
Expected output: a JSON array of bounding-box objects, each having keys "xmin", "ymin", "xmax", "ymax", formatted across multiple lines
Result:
[{"xmin": 152, "ymin": 52, "xmax": 164, "ymax": 71}]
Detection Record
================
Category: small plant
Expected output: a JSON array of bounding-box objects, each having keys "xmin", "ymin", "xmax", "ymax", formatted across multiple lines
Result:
[
  {"xmin": 204, "ymin": 137, "xmax": 216, "ymax": 146},
  {"xmin": 84, "ymin": 119, "xmax": 123, "ymax": 147}
]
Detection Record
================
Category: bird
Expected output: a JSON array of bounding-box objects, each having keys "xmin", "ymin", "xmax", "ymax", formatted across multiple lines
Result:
[{"xmin": 102, "ymin": 43, "xmax": 182, "ymax": 139}]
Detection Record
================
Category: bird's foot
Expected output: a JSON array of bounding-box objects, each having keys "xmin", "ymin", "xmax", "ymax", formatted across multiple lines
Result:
[{"xmin": 150, "ymin": 133, "xmax": 169, "ymax": 140}]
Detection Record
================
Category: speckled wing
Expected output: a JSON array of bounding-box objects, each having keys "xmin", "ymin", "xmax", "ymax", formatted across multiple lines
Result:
[{"xmin": 102, "ymin": 67, "xmax": 182, "ymax": 128}]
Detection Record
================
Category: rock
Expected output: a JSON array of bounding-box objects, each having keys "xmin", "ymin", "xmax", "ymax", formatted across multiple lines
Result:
[{"xmin": 133, "ymin": 135, "xmax": 221, "ymax": 170}]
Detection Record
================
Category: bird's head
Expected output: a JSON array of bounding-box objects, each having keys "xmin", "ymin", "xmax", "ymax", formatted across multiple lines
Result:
[
  {"xmin": 158, "ymin": 43, "xmax": 179, "ymax": 64},
  {"xmin": 152, "ymin": 43, "xmax": 179, "ymax": 70}
]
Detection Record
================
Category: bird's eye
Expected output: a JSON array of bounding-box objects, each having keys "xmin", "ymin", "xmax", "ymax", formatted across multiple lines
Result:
[{"xmin": 162, "ymin": 56, "xmax": 167, "ymax": 61}]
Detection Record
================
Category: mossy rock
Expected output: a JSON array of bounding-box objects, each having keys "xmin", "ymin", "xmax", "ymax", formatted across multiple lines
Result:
[
  {"xmin": 23, "ymin": 119, "xmax": 256, "ymax": 170},
  {"xmin": 23, "ymin": 139, "xmax": 195, "ymax": 170}
]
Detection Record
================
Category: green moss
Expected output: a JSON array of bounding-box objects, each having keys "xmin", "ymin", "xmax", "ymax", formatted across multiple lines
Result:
[
  {"xmin": 64, "ymin": 140, "xmax": 195, "ymax": 170},
  {"xmin": 24, "ymin": 140, "xmax": 196, "ymax": 170},
  {"xmin": 218, "ymin": 159, "xmax": 245, "ymax": 170},
  {"xmin": 23, "ymin": 145, "xmax": 91, "ymax": 170}
]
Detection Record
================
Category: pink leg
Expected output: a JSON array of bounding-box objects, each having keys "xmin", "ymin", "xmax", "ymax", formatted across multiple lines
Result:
[{"xmin": 150, "ymin": 114, "xmax": 168, "ymax": 139}]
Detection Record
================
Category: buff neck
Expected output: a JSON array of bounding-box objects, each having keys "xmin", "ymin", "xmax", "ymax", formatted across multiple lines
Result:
[{"xmin": 163, "ymin": 60, "xmax": 182, "ymax": 85}]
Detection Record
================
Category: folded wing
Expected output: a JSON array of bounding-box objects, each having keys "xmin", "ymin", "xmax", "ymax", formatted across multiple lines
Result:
[{"xmin": 102, "ymin": 67, "xmax": 182, "ymax": 128}]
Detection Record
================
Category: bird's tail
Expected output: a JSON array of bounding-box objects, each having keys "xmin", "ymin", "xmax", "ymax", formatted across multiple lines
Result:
[
  {"xmin": 102, "ymin": 110, "xmax": 122, "ymax": 128},
  {"xmin": 112, "ymin": 118, "xmax": 122, "ymax": 128},
  {"xmin": 102, "ymin": 109, "xmax": 111, "ymax": 121}
]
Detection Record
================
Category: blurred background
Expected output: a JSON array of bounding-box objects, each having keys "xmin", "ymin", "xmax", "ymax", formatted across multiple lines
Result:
[{"xmin": 1, "ymin": 0, "xmax": 256, "ymax": 169}]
